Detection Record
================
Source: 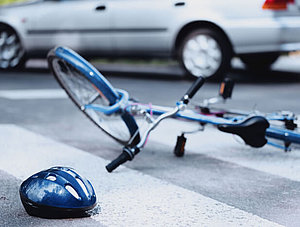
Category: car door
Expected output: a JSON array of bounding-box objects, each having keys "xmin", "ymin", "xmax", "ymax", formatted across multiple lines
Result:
[
  {"xmin": 107, "ymin": 0, "xmax": 175, "ymax": 56},
  {"xmin": 272, "ymin": 0, "xmax": 300, "ymax": 49},
  {"xmin": 28, "ymin": 0, "xmax": 112, "ymax": 54}
]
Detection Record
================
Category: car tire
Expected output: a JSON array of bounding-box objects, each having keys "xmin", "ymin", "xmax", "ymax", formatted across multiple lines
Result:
[
  {"xmin": 0, "ymin": 25, "xmax": 26, "ymax": 70},
  {"xmin": 178, "ymin": 28, "xmax": 232, "ymax": 80},
  {"xmin": 239, "ymin": 53, "xmax": 280, "ymax": 70}
]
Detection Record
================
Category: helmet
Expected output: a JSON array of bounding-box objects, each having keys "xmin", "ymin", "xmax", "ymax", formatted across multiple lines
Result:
[{"xmin": 19, "ymin": 166, "xmax": 97, "ymax": 218}]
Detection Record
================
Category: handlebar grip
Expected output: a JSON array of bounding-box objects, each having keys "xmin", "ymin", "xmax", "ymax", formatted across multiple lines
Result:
[
  {"xmin": 182, "ymin": 76, "xmax": 205, "ymax": 102},
  {"xmin": 105, "ymin": 150, "xmax": 132, "ymax": 173}
]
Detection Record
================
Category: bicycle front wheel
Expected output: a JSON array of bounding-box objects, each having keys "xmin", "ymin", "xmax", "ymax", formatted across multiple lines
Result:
[{"xmin": 47, "ymin": 47, "xmax": 139, "ymax": 145}]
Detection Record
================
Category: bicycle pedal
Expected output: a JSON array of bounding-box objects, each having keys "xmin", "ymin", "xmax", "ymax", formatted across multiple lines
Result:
[
  {"xmin": 174, "ymin": 134, "xmax": 187, "ymax": 157},
  {"xmin": 219, "ymin": 78, "xmax": 234, "ymax": 99}
]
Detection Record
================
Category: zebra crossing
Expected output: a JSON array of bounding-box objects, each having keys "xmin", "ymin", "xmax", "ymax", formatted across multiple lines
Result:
[
  {"xmin": 1, "ymin": 78, "xmax": 300, "ymax": 227},
  {"xmin": 0, "ymin": 123, "xmax": 297, "ymax": 226},
  {"xmin": 0, "ymin": 89, "xmax": 67, "ymax": 100}
]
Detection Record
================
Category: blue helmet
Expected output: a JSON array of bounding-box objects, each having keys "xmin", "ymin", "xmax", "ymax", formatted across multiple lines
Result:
[{"xmin": 19, "ymin": 166, "xmax": 97, "ymax": 218}]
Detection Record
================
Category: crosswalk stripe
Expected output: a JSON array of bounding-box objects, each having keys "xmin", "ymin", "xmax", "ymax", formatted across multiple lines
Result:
[
  {"xmin": 0, "ymin": 89, "xmax": 67, "ymax": 100},
  {"xmin": 0, "ymin": 124, "xmax": 283, "ymax": 226},
  {"xmin": 150, "ymin": 119, "xmax": 300, "ymax": 182}
]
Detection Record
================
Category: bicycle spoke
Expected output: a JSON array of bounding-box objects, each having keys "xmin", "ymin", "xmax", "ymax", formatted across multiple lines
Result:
[
  {"xmin": 86, "ymin": 92, "xmax": 100, "ymax": 105},
  {"xmin": 50, "ymin": 57, "xmax": 134, "ymax": 144}
]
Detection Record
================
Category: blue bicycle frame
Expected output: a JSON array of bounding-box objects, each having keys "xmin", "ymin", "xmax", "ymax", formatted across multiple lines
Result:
[
  {"xmin": 144, "ymin": 105, "xmax": 300, "ymax": 147},
  {"xmin": 48, "ymin": 46, "xmax": 300, "ymax": 173}
]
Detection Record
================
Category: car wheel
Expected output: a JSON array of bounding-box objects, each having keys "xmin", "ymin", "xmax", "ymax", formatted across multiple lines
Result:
[
  {"xmin": 179, "ymin": 28, "xmax": 232, "ymax": 80},
  {"xmin": 0, "ymin": 25, "xmax": 26, "ymax": 70},
  {"xmin": 240, "ymin": 53, "xmax": 280, "ymax": 70}
]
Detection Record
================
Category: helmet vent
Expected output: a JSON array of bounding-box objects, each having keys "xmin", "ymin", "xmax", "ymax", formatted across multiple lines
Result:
[
  {"xmin": 46, "ymin": 175, "xmax": 56, "ymax": 181},
  {"xmin": 76, "ymin": 177, "xmax": 89, "ymax": 197},
  {"xmin": 65, "ymin": 184, "xmax": 80, "ymax": 200}
]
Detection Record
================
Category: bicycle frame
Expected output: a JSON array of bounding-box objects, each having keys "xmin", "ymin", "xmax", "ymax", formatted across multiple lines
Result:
[
  {"xmin": 48, "ymin": 46, "xmax": 300, "ymax": 173},
  {"xmin": 129, "ymin": 102, "xmax": 300, "ymax": 149},
  {"xmin": 144, "ymin": 106, "xmax": 300, "ymax": 146},
  {"xmin": 105, "ymin": 88, "xmax": 300, "ymax": 171},
  {"xmin": 68, "ymin": 73, "xmax": 300, "ymax": 172},
  {"xmin": 83, "ymin": 87, "xmax": 300, "ymax": 155}
]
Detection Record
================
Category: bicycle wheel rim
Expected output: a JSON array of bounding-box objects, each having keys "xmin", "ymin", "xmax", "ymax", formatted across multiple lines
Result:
[{"xmin": 48, "ymin": 48, "xmax": 139, "ymax": 145}]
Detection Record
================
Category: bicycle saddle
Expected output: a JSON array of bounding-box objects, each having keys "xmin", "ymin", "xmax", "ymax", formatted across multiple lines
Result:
[{"xmin": 218, "ymin": 116, "xmax": 270, "ymax": 148}]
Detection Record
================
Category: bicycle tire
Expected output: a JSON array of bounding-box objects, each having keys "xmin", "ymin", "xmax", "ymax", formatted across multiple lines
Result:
[{"xmin": 47, "ymin": 46, "xmax": 140, "ymax": 145}]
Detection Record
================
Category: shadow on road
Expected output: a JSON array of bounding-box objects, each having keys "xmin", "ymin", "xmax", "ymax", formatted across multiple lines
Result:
[
  {"xmin": 229, "ymin": 68, "xmax": 300, "ymax": 84},
  {"xmin": 96, "ymin": 63, "xmax": 300, "ymax": 84},
  {"xmin": 95, "ymin": 66, "xmax": 300, "ymax": 84},
  {"xmin": 3, "ymin": 63, "xmax": 300, "ymax": 84},
  {"xmin": 1, "ymin": 67, "xmax": 50, "ymax": 75}
]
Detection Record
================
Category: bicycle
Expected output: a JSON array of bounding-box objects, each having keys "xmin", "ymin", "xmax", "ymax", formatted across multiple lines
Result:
[{"xmin": 47, "ymin": 46, "xmax": 300, "ymax": 173}]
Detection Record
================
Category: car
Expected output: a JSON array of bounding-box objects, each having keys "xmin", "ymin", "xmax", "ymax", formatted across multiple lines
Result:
[{"xmin": 1, "ymin": 0, "xmax": 300, "ymax": 79}]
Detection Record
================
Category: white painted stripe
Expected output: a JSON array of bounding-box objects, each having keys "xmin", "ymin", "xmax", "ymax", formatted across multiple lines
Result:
[
  {"xmin": 0, "ymin": 124, "xmax": 282, "ymax": 227},
  {"xmin": 150, "ymin": 119, "xmax": 300, "ymax": 182},
  {"xmin": 0, "ymin": 89, "xmax": 67, "ymax": 100}
]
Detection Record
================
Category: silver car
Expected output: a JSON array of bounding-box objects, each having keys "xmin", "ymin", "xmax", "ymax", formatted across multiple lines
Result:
[{"xmin": 1, "ymin": 0, "xmax": 300, "ymax": 79}]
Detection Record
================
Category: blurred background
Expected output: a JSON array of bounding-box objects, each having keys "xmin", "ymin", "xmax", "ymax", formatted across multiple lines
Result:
[
  {"xmin": 1, "ymin": 0, "xmax": 300, "ymax": 123},
  {"xmin": 1, "ymin": 0, "xmax": 300, "ymax": 133},
  {"xmin": 1, "ymin": 2, "xmax": 300, "ymax": 226},
  {"xmin": 1, "ymin": 0, "xmax": 300, "ymax": 80}
]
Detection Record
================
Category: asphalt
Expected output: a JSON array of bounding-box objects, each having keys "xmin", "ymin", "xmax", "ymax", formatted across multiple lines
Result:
[
  {"xmin": 0, "ymin": 125, "xmax": 286, "ymax": 227},
  {"xmin": 1, "ymin": 55, "xmax": 300, "ymax": 226},
  {"xmin": 26, "ymin": 54, "xmax": 300, "ymax": 77}
]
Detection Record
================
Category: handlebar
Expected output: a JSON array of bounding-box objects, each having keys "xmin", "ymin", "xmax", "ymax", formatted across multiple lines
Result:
[
  {"xmin": 106, "ymin": 147, "xmax": 139, "ymax": 172},
  {"xmin": 106, "ymin": 76, "xmax": 206, "ymax": 173},
  {"xmin": 181, "ymin": 76, "xmax": 205, "ymax": 104},
  {"xmin": 106, "ymin": 151, "xmax": 131, "ymax": 172}
]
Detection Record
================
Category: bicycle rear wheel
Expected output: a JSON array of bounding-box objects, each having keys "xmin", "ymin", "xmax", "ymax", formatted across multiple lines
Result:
[{"xmin": 47, "ymin": 47, "xmax": 139, "ymax": 145}]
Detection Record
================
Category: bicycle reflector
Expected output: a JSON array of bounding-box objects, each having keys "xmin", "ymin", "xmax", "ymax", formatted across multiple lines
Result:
[
  {"xmin": 263, "ymin": 0, "xmax": 295, "ymax": 10},
  {"xmin": 19, "ymin": 167, "xmax": 97, "ymax": 218}
]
